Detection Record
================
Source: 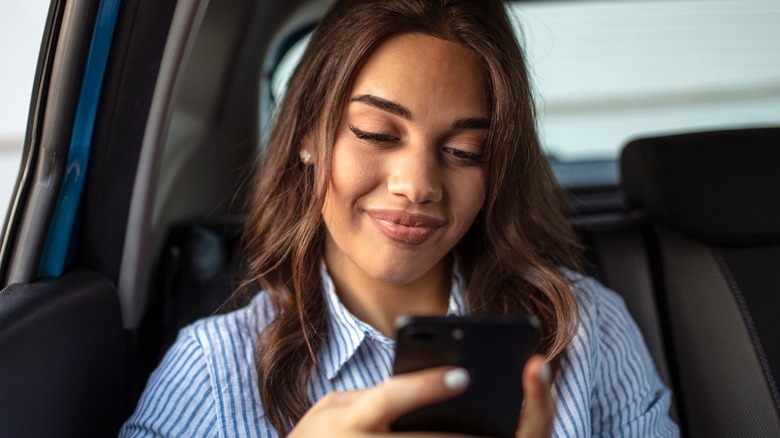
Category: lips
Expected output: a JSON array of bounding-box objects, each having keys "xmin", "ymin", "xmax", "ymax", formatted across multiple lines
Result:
[{"xmin": 366, "ymin": 209, "xmax": 446, "ymax": 245}]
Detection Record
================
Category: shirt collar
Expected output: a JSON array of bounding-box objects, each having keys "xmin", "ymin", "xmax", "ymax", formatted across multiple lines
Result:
[
  {"xmin": 318, "ymin": 262, "xmax": 470, "ymax": 380},
  {"xmin": 447, "ymin": 266, "xmax": 469, "ymax": 316}
]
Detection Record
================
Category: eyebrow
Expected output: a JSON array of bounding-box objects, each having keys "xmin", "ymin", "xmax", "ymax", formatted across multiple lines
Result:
[
  {"xmin": 349, "ymin": 94, "xmax": 411, "ymax": 120},
  {"xmin": 452, "ymin": 117, "xmax": 490, "ymax": 130},
  {"xmin": 348, "ymin": 94, "xmax": 491, "ymax": 130}
]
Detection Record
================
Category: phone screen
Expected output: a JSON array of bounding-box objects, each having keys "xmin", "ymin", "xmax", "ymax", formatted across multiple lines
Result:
[{"xmin": 391, "ymin": 315, "xmax": 540, "ymax": 438}]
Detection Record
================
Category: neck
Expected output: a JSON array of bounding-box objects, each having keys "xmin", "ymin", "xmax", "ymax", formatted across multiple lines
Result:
[{"xmin": 325, "ymin": 252, "xmax": 452, "ymax": 339}]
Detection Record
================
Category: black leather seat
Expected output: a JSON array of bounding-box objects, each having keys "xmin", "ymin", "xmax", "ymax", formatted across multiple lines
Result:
[
  {"xmin": 0, "ymin": 269, "xmax": 126, "ymax": 437},
  {"xmin": 621, "ymin": 127, "xmax": 780, "ymax": 437}
]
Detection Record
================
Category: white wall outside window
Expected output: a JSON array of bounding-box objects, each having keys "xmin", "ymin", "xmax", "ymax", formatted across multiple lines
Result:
[
  {"xmin": 510, "ymin": 0, "xmax": 780, "ymax": 161},
  {"xmin": 0, "ymin": 1, "xmax": 50, "ymax": 220}
]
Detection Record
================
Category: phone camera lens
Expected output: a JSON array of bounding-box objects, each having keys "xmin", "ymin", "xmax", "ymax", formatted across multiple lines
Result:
[{"xmin": 452, "ymin": 328, "xmax": 465, "ymax": 340}]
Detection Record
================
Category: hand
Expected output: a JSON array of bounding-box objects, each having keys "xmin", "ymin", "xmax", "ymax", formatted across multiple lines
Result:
[
  {"xmin": 290, "ymin": 356, "xmax": 554, "ymax": 438},
  {"xmin": 290, "ymin": 367, "xmax": 472, "ymax": 438},
  {"xmin": 516, "ymin": 355, "xmax": 554, "ymax": 438}
]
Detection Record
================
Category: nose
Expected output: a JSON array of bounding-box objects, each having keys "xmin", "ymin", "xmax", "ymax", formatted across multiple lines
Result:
[{"xmin": 387, "ymin": 147, "xmax": 443, "ymax": 203}]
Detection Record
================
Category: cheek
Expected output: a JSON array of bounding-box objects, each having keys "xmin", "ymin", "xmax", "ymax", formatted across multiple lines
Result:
[
  {"xmin": 447, "ymin": 171, "xmax": 486, "ymax": 227},
  {"xmin": 326, "ymin": 143, "xmax": 384, "ymax": 210}
]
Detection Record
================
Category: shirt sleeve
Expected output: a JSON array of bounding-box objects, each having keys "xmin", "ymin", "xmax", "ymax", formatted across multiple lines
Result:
[
  {"xmin": 120, "ymin": 328, "xmax": 219, "ymax": 437},
  {"xmin": 589, "ymin": 280, "xmax": 679, "ymax": 437}
]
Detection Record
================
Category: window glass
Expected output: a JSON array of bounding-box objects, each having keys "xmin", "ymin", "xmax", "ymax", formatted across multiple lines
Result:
[
  {"xmin": 509, "ymin": 0, "xmax": 780, "ymax": 161},
  {"xmin": 268, "ymin": 0, "xmax": 780, "ymax": 162},
  {"xmin": 270, "ymin": 34, "xmax": 310, "ymax": 107},
  {"xmin": 0, "ymin": 1, "xmax": 50, "ymax": 217}
]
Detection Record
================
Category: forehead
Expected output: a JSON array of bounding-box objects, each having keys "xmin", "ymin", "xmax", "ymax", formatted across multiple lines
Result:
[{"xmin": 348, "ymin": 32, "xmax": 490, "ymax": 117}]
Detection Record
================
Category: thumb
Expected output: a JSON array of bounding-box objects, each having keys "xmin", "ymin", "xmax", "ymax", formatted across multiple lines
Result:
[
  {"xmin": 517, "ymin": 355, "xmax": 554, "ymax": 438},
  {"xmin": 350, "ymin": 366, "xmax": 470, "ymax": 431}
]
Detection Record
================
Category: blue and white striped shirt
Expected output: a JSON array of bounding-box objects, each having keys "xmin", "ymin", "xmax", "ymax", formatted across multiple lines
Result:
[{"xmin": 121, "ymin": 267, "xmax": 679, "ymax": 437}]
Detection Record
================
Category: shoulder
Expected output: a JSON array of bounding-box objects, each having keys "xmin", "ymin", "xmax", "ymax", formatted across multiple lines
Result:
[
  {"xmin": 554, "ymin": 271, "xmax": 679, "ymax": 436},
  {"xmin": 561, "ymin": 269, "xmax": 618, "ymax": 316},
  {"xmin": 184, "ymin": 291, "xmax": 277, "ymax": 361},
  {"xmin": 561, "ymin": 268, "xmax": 658, "ymax": 379},
  {"xmin": 121, "ymin": 292, "xmax": 277, "ymax": 437},
  {"xmin": 564, "ymin": 270, "xmax": 635, "ymax": 338},
  {"xmin": 548, "ymin": 271, "xmax": 616, "ymax": 433}
]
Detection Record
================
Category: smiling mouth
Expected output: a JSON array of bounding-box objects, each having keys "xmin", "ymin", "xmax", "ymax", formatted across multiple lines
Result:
[{"xmin": 366, "ymin": 210, "xmax": 446, "ymax": 245}]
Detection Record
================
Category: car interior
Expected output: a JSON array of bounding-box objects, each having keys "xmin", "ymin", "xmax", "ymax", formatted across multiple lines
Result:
[{"xmin": 0, "ymin": 0, "xmax": 778, "ymax": 437}]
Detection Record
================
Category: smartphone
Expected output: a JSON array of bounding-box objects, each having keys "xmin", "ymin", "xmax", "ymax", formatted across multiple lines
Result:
[{"xmin": 390, "ymin": 315, "xmax": 540, "ymax": 438}]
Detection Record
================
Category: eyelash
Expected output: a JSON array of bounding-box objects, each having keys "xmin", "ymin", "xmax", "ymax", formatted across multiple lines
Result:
[
  {"xmin": 349, "ymin": 125, "xmax": 399, "ymax": 143},
  {"xmin": 442, "ymin": 147, "xmax": 487, "ymax": 164},
  {"xmin": 348, "ymin": 125, "xmax": 486, "ymax": 165}
]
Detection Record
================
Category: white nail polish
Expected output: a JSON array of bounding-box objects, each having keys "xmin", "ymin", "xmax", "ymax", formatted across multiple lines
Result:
[
  {"xmin": 539, "ymin": 363, "xmax": 550, "ymax": 383},
  {"xmin": 444, "ymin": 368, "xmax": 470, "ymax": 390}
]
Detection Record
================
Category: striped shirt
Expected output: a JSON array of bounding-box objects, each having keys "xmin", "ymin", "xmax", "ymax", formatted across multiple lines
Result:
[{"xmin": 121, "ymin": 266, "xmax": 679, "ymax": 437}]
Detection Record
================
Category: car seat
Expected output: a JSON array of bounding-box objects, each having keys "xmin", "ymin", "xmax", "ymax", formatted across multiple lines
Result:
[
  {"xmin": 0, "ymin": 270, "xmax": 126, "ymax": 437},
  {"xmin": 621, "ymin": 127, "xmax": 780, "ymax": 437}
]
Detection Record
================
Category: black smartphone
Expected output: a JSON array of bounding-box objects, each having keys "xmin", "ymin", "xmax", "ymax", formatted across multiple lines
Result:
[{"xmin": 391, "ymin": 315, "xmax": 540, "ymax": 438}]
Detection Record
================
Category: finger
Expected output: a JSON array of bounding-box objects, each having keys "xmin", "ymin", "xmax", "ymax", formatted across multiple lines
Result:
[
  {"xmin": 348, "ymin": 366, "xmax": 471, "ymax": 430},
  {"xmin": 517, "ymin": 355, "xmax": 554, "ymax": 438}
]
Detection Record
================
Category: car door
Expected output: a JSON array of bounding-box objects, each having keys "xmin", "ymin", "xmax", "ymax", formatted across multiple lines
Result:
[{"xmin": 0, "ymin": 0, "xmax": 183, "ymax": 435}]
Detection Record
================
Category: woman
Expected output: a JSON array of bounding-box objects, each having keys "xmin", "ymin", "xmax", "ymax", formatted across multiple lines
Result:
[{"xmin": 122, "ymin": 0, "xmax": 678, "ymax": 436}]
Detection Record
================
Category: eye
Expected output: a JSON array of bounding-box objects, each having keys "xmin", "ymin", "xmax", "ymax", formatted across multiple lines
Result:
[
  {"xmin": 349, "ymin": 125, "xmax": 400, "ymax": 144},
  {"xmin": 442, "ymin": 146, "xmax": 486, "ymax": 165}
]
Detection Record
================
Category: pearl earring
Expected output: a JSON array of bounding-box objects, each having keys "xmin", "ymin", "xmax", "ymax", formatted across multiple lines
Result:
[{"xmin": 299, "ymin": 149, "xmax": 312, "ymax": 165}]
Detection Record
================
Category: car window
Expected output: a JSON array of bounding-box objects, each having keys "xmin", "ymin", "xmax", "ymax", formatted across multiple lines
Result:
[
  {"xmin": 269, "ymin": 0, "xmax": 780, "ymax": 163},
  {"xmin": 508, "ymin": 0, "xmax": 780, "ymax": 162},
  {"xmin": 0, "ymin": 1, "xmax": 50, "ymax": 220},
  {"xmin": 270, "ymin": 34, "xmax": 310, "ymax": 108}
]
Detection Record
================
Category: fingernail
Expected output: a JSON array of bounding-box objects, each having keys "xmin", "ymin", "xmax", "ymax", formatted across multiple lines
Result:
[
  {"xmin": 444, "ymin": 368, "xmax": 470, "ymax": 390},
  {"xmin": 539, "ymin": 363, "xmax": 550, "ymax": 383}
]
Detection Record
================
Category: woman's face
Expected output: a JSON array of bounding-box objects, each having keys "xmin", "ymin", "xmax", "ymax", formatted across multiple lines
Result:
[{"xmin": 321, "ymin": 32, "xmax": 489, "ymax": 287}]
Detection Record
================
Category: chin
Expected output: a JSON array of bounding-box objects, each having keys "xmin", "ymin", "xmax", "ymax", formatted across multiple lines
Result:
[
  {"xmin": 370, "ymin": 269, "xmax": 422, "ymax": 286},
  {"xmin": 364, "ymin": 260, "xmax": 432, "ymax": 286}
]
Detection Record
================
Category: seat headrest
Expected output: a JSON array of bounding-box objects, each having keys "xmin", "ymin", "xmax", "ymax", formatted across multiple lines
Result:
[{"xmin": 621, "ymin": 128, "xmax": 780, "ymax": 246}]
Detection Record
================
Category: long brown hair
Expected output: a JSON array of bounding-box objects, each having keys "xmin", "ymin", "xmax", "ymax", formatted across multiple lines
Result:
[{"xmin": 240, "ymin": 0, "xmax": 583, "ymax": 434}]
